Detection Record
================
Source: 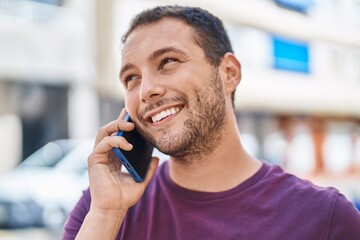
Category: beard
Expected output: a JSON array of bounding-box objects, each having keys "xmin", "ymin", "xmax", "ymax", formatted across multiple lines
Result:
[{"xmin": 137, "ymin": 67, "xmax": 227, "ymax": 163}]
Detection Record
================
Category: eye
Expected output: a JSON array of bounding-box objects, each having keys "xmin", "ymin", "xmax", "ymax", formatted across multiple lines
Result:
[
  {"xmin": 123, "ymin": 74, "xmax": 140, "ymax": 88},
  {"xmin": 158, "ymin": 57, "xmax": 178, "ymax": 70}
]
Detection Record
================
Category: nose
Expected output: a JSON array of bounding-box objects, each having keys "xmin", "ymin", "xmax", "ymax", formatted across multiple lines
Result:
[{"xmin": 139, "ymin": 74, "xmax": 166, "ymax": 103}]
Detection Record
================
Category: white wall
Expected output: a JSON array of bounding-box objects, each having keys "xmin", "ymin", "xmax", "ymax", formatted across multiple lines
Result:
[{"xmin": 0, "ymin": 115, "xmax": 22, "ymax": 175}]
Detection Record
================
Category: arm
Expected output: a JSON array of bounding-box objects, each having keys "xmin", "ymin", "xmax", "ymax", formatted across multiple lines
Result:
[
  {"xmin": 64, "ymin": 109, "xmax": 159, "ymax": 240},
  {"xmin": 75, "ymin": 207, "xmax": 127, "ymax": 240}
]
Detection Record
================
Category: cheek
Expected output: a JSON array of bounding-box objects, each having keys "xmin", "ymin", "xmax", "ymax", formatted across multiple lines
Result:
[
  {"xmin": 124, "ymin": 92, "xmax": 139, "ymax": 116},
  {"xmin": 173, "ymin": 71, "xmax": 201, "ymax": 92}
]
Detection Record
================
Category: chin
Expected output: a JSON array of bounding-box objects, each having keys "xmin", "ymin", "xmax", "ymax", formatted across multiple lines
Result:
[{"xmin": 155, "ymin": 138, "xmax": 192, "ymax": 157}]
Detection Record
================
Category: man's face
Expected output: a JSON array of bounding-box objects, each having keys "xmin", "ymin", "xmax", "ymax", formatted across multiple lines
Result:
[{"xmin": 120, "ymin": 18, "xmax": 226, "ymax": 158}]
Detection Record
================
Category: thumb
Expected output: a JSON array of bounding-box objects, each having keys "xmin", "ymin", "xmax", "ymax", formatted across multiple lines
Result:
[{"xmin": 142, "ymin": 157, "xmax": 160, "ymax": 186}]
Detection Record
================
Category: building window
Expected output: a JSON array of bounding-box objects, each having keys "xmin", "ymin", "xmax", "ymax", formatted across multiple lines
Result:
[{"xmin": 272, "ymin": 35, "xmax": 310, "ymax": 73}]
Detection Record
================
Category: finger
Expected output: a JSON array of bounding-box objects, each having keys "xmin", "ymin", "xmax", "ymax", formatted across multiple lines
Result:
[
  {"xmin": 142, "ymin": 157, "xmax": 159, "ymax": 186},
  {"xmin": 94, "ymin": 119, "xmax": 134, "ymax": 146},
  {"xmin": 118, "ymin": 108, "xmax": 127, "ymax": 120},
  {"xmin": 111, "ymin": 109, "xmax": 130, "ymax": 137},
  {"xmin": 89, "ymin": 136, "xmax": 133, "ymax": 165}
]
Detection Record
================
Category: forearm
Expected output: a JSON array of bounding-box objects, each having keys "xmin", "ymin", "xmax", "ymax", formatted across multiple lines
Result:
[{"xmin": 75, "ymin": 207, "xmax": 127, "ymax": 240}]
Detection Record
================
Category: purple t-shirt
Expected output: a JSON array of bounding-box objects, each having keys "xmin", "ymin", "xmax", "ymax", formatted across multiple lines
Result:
[{"xmin": 63, "ymin": 161, "xmax": 360, "ymax": 239}]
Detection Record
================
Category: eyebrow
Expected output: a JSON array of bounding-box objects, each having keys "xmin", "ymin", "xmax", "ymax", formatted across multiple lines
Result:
[
  {"xmin": 148, "ymin": 46, "xmax": 188, "ymax": 62},
  {"xmin": 119, "ymin": 46, "xmax": 188, "ymax": 79},
  {"xmin": 119, "ymin": 63, "xmax": 135, "ymax": 80}
]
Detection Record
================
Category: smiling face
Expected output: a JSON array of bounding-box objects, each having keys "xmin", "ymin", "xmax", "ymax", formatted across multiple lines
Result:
[{"xmin": 120, "ymin": 18, "xmax": 227, "ymax": 159}]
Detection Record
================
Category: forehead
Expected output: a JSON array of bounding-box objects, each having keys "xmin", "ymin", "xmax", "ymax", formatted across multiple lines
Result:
[{"xmin": 121, "ymin": 18, "xmax": 199, "ymax": 60}]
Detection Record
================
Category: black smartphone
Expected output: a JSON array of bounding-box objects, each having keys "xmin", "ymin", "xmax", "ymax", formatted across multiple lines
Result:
[{"xmin": 112, "ymin": 114, "xmax": 154, "ymax": 182}]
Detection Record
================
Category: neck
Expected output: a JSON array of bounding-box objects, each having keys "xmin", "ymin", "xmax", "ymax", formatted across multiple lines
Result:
[{"xmin": 168, "ymin": 113, "xmax": 262, "ymax": 192}]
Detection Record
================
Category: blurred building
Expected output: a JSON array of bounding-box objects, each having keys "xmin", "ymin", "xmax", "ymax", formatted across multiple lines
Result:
[
  {"xmin": 0, "ymin": 0, "xmax": 360, "ymax": 204},
  {"xmin": 0, "ymin": 0, "xmax": 98, "ymax": 172}
]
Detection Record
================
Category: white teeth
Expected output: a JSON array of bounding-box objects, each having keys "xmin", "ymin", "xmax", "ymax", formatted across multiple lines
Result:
[
  {"xmin": 151, "ymin": 107, "xmax": 180, "ymax": 123},
  {"xmin": 161, "ymin": 111, "xmax": 166, "ymax": 119}
]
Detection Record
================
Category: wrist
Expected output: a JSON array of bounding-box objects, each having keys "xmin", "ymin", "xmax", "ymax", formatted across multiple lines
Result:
[
  {"xmin": 88, "ymin": 205, "xmax": 128, "ymax": 221},
  {"xmin": 75, "ymin": 207, "xmax": 128, "ymax": 240}
]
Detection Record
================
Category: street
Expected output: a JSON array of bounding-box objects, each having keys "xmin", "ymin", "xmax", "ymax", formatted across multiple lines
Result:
[{"xmin": 0, "ymin": 228, "xmax": 59, "ymax": 240}]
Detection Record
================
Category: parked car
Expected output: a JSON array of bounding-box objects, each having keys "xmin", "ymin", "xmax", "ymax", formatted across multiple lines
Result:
[{"xmin": 0, "ymin": 139, "xmax": 93, "ymax": 229}]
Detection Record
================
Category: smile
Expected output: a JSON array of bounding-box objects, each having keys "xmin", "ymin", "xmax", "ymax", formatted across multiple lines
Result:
[{"xmin": 150, "ymin": 107, "xmax": 181, "ymax": 123}]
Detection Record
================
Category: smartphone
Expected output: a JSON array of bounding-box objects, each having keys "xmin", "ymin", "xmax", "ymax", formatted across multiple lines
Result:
[{"xmin": 112, "ymin": 114, "xmax": 154, "ymax": 182}]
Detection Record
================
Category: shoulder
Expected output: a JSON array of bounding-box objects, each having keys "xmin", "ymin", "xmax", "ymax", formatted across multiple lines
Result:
[
  {"xmin": 328, "ymin": 192, "xmax": 360, "ymax": 239},
  {"xmin": 259, "ymin": 163, "xmax": 339, "ymax": 217},
  {"xmin": 260, "ymin": 163, "xmax": 360, "ymax": 237},
  {"xmin": 261, "ymin": 163, "xmax": 339, "ymax": 199}
]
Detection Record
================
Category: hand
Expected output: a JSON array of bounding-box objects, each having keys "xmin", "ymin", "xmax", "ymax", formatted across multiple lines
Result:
[{"xmin": 87, "ymin": 109, "xmax": 159, "ymax": 213}]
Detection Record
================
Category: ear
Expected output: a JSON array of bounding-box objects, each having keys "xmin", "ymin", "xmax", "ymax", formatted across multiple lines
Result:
[{"xmin": 219, "ymin": 52, "xmax": 241, "ymax": 96}]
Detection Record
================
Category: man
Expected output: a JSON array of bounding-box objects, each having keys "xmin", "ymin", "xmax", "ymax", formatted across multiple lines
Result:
[{"xmin": 63, "ymin": 5, "xmax": 360, "ymax": 240}]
